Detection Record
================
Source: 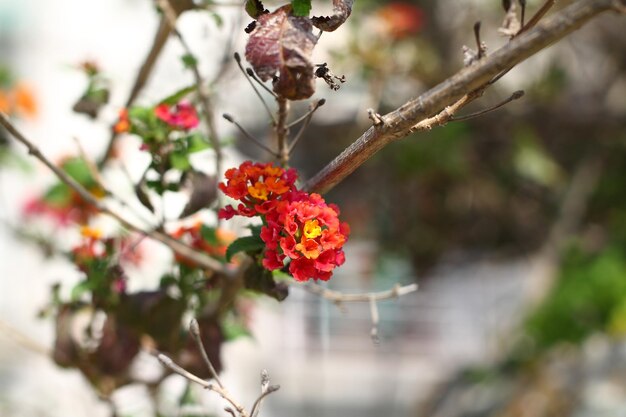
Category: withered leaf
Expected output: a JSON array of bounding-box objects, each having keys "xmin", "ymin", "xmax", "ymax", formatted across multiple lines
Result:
[
  {"xmin": 245, "ymin": 5, "xmax": 317, "ymax": 100},
  {"xmin": 311, "ymin": 0, "xmax": 354, "ymax": 32}
]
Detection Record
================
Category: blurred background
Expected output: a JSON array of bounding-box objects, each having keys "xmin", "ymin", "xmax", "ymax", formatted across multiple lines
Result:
[{"xmin": 1, "ymin": 0, "xmax": 626, "ymax": 416}]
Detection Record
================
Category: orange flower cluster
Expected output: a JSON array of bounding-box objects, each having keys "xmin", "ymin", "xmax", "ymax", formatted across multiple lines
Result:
[
  {"xmin": 0, "ymin": 83, "xmax": 37, "ymax": 118},
  {"xmin": 219, "ymin": 161, "xmax": 349, "ymax": 282}
]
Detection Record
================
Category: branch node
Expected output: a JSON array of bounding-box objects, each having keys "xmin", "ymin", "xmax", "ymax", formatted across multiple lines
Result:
[{"xmin": 367, "ymin": 108, "xmax": 385, "ymax": 126}]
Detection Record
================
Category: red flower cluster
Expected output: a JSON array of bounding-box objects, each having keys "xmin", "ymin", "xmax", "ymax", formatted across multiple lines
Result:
[
  {"xmin": 218, "ymin": 161, "xmax": 349, "ymax": 282},
  {"xmin": 154, "ymin": 102, "xmax": 199, "ymax": 130}
]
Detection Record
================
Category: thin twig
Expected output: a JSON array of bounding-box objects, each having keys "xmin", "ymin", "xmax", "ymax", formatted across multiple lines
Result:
[
  {"xmin": 73, "ymin": 137, "xmax": 156, "ymax": 227},
  {"xmin": 451, "ymin": 90, "xmax": 524, "ymax": 122},
  {"xmin": 155, "ymin": 351, "xmax": 249, "ymax": 417},
  {"xmin": 223, "ymin": 113, "xmax": 279, "ymax": 156},
  {"xmin": 250, "ymin": 370, "xmax": 279, "ymax": 417},
  {"xmin": 0, "ymin": 113, "xmax": 230, "ymax": 275},
  {"xmin": 0, "ymin": 319, "xmax": 50, "ymax": 356},
  {"xmin": 369, "ymin": 296, "xmax": 380, "ymax": 344},
  {"xmin": 287, "ymin": 98, "xmax": 326, "ymax": 128},
  {"xmin": 275, "ymin": 97, "xmax": 290, "ymax": 165},
  {"xmin": 246, "ymin": 68, "xmax": 278, "ymax": 98},
  {"xmin": 299, "ymin": 282, "xmax": 418, "ymax": 303},
  {"xmin": 234, "ymin": 53, "xmax": 277, "ymax": 125},
  {"xmin": 189, "ymin": 318, "xmax": 224, "ymax": 388},
  {"xmin": 287, "ymin": 99, "xmax": 325, "ymax": 154},
  {"xmin": 159, "ymin": 0, "xmax": 224, "ymax": 216},
  {"xmin": 517, "ymin": 0, "xmax": 556, "ymax": 35},
  {"xmin": 409, "ymin": 89, "xmax": 484, "ymax": 133}
]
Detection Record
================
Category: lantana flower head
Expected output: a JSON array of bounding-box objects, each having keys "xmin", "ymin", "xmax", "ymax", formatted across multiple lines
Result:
[
  {"xmin": 261, "ymin": 192, "xmax": 350, "ymax": 281},
  {"xmin": 218, "ymin": 161, "xmax": 349, "ymax": 282},
  {"xmin": 218, "ymin": 161, "xmax": 297, "ymax": 220},
  {"xmin": 154, "ymin": 101, "xmax": 199, "ymax": 130}
]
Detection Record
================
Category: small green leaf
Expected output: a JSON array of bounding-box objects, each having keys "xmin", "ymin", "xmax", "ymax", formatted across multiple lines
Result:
[
  {"xmin": 291, "ymin": 0, "xmax": 311, "ymax": 16},
  {"xmin": 209, "ymin": 11, "xmax": 223, "ymax": 27},
  {"xmin": 43, "ymin": 183, "xmax": 72, "ymax": 206},
  {"xmin": 226, "ymin": 235, "xmax": 265, "ymax": 262},
  {"xmin": 186, "ymin": 134, "xmax": 211, "ymax": 153},
  {"xmin": 200, "ymin": 225, "xmax": 219, "ymax": 245},
  {"xmin": 181, "ymin": 53, "xmax": 198, "ymax": 69},
  {"xmin": 159, "ymin": 85, "xmax": 196, "ymax": 106},
  {"xmin": 169, "ymin": 151, "xmax": 192, "ymax": 172},
  {"xmin": 62, "ymin": 158, "xmax": 94, "ymax": 185},
  {"xmin": 245, "ymin": 0, "xmax": 267, "ymax": 18},
  {"xmin": 222, "ymin": 320, "xmax": 252, "ymax": 341},
  {"xmin": 70, "ymin": 280, "xmax": 93, "ymax": 301}
]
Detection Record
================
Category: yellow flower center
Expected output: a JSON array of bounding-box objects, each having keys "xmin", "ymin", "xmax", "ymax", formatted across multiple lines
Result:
[
  {"xmin": 248, "ymin": 181, "xmax": 269, "ymax": 200},
  {"xmin": 303, "ymin": 219, "xmax": 322, "ymax": 239},
  {"xmin": 80, "ymin": 226, "xmax": 102, "ymax": 239}
]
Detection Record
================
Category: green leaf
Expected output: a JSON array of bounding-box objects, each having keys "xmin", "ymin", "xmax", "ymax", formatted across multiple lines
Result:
[
  {"xmin": 169, "ymin": 151, "xmax": 192, "ymax": 172},
  {"xmin": 245, "ymin": 0, "xmax": 267, "ymax": 18},
  {"xmin": 209, "ymin": 11, "xmax": 224, "ymax": 27},
  {"xmin": 70, "ymin": 280, "xmax": 94, "ymax": 301},
  {"xmin": 200, "ymin": 225, "xmax": 219, "ymax": 245},
  {"xmin": 186, "ymin": 134, "xmax": 211, "ymax": 153},
  {"xmin": 222, "ymin": 319, "xmax": 252, "ymax": 341},
  {"xmin": 43, "ymin": 183, "xmax": 72, "ymax": 206},
  {"xmin": 291, "ymin": 0, "xmax": 311, "ymax": 16},
  {"xmin": 226, "ymin": 235, "xmax": 265, "ymax": 262},
  {"xmin": 181, "ymin": 53, "xmax": 198, "ymax": 69},
  {"xmin": 159, "ymin": 84, "xmax": 196, "ymax": 106},
  {"xmin": 62, "ymin": 158, "xmax": 94, "ymax": 186}
]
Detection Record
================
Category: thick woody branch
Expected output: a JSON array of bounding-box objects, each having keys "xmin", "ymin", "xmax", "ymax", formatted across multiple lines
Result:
[{"xmin": 304, "ymin": 0, "xmax": 626, "ymax": 194}]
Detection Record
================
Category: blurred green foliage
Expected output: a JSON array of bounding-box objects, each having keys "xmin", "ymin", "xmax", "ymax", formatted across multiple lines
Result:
[{"xmin": 526, "ymin": 246, "xmax": 626, "ymax": 350}]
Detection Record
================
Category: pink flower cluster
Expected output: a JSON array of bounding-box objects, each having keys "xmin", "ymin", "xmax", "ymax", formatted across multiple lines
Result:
[
  {"xmin": 154, "ymin": 102, "xmax": 199, "ymax": 130},
  {"xmin": 218, "ymin": 161, "xmax": 349, "ymax": 282}
]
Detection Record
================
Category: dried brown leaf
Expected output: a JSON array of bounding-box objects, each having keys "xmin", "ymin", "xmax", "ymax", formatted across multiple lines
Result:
[
  {"xmin": 311, "ymin": 0, "xmax": 354, "ymax": 32},
  {"xmin": 245, "ymin": 5, "xmax": 317, "ymax": 100}
]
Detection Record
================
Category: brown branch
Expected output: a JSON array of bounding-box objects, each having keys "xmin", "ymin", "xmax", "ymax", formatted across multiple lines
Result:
[
  {"xmin": 0, "ymin": 113, "xmax": 230, "ymax": 275},
  {"xmin": 304, "ymin": 0, "xmax": 626, "ymax": 194}
]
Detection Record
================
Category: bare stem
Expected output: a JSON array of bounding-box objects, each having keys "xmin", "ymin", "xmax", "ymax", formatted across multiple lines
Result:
[
  {"xmin": 155, "ymin": 351, "xmax": 249, "ymax": 417},
  {"xmin": 451, "ymin": 90, "xmax": 525, "ymax": 122},
  {"xmin": 288, "ymin": 99, "xmax": 325, "ymax": 154},
  {"xmin": 223, "ymin": 113, "xmax": 279, "ymax": 157},
  {"xmin": 234, "ymin": 53, "xmax": 277, "ymax": 125},
  {"xmin": 189, "ymin": 318, "xmax": 224, "ymax": 388},
  {"xmin": 299, "ymin": 282, "xmax": 418, "ymax": 303},
  {"xmin": 275, "ymin": 97, "xmax": 290, "ymax": 165},
  {"xmin": 156, "ymin": 351, "xmax": 249, "ymax": 417},
  {"xmin": 160, "ymin": 0, "xmax": 224, "ymax": 216}
]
